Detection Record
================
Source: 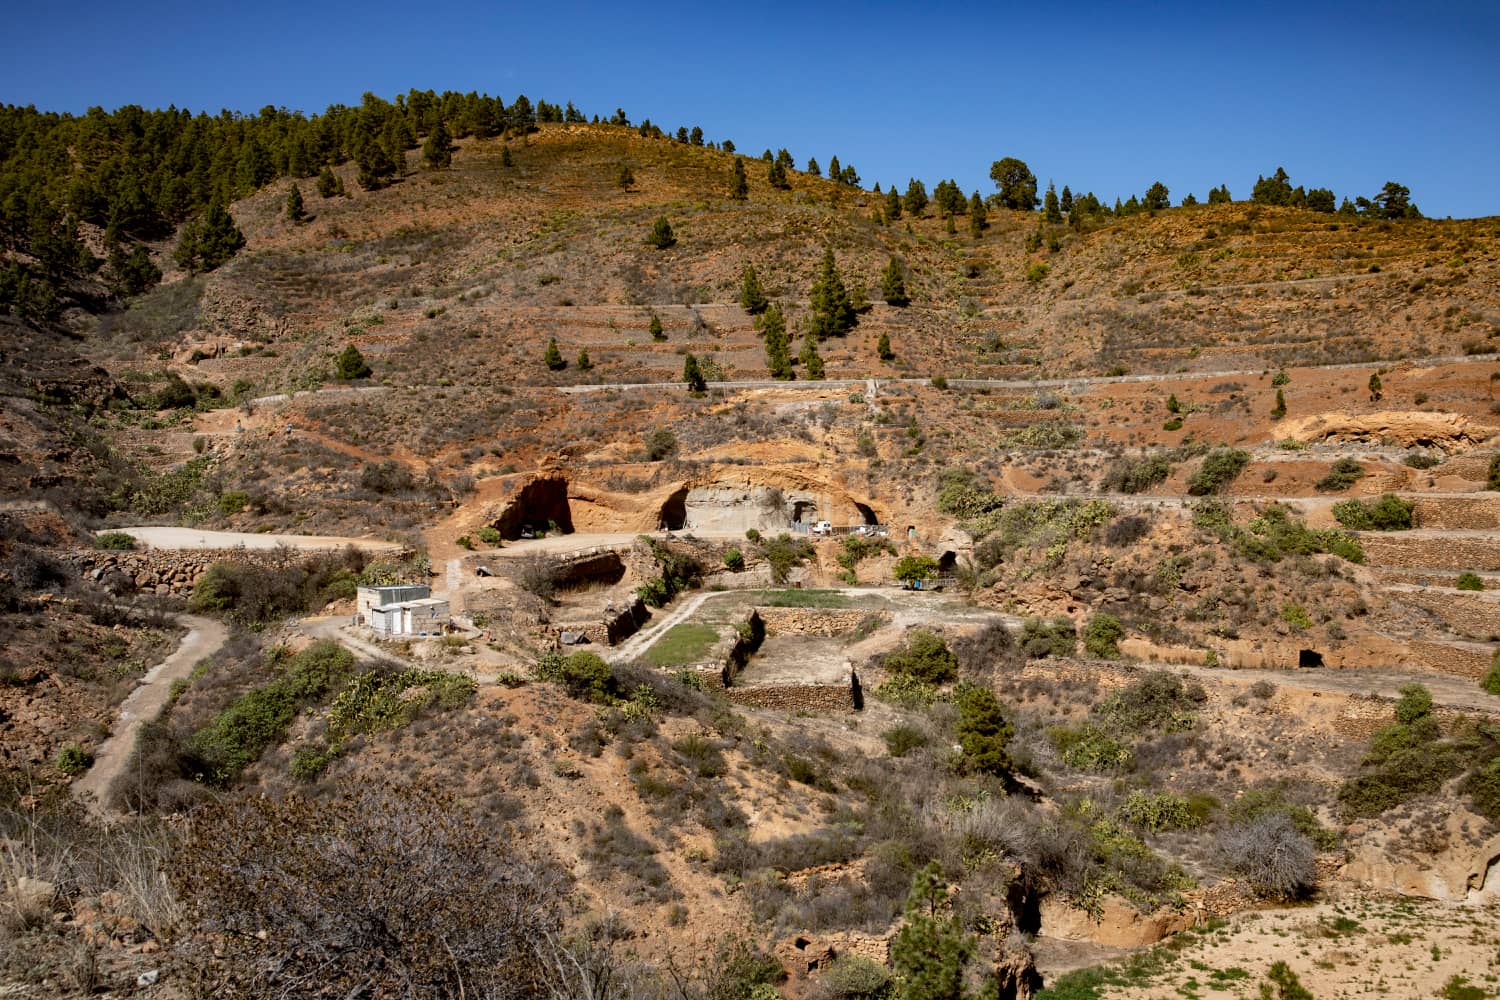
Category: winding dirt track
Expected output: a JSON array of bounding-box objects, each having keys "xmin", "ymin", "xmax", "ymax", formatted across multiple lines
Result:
[{"xmin": 72, "ymin": 613, "xmax": 228, "ymax": 816}]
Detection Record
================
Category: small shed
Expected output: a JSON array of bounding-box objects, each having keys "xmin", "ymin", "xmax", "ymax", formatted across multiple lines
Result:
[
  {"xmin": 357, "ymin": 584, "xmax": 431, "ymax": 620},
  {"xmin": 369, "ymin": 596, "xmax": 451, "ymax": 637}
]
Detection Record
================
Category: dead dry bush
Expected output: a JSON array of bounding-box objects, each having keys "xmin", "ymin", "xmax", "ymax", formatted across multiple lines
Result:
[
  {"xmin": 1214, "ymin": 813, "xmax": 1316, "ymax": 901},
  {"xmin": 172, "ymin": 783, "xmax": 564, "ymax": 1000}
]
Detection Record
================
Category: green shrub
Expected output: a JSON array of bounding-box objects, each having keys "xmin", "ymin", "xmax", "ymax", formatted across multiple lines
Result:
[
  {"xmin": 56, "ymin": 743, "xmax": 93, "ymax": 776},
  {"xmin": 813, "ymin": 955, "xmax": 892, "ymax": 1000},
  {"xmin": 1317, "ymin": 457, "xmax": 1364, "ymax": 491},
  {"xmin": 1083, "ymin": 613, "xmax": 1125, "ymax": 658},
  {"xmin": 723, "ymin": 547, "xmax": 745, "ymax": 571},
  {"xmin": 1024, "ymin": 261, "xmax": 1049, "ymax": 282},
  {"xmin": 1280, "ymin": 604, "xmax": 1312, "ymax": 630},
  {"xmin": 477, "ymin": 527, "xmax": 503, "ymax": 546},
  {"xmin": 1119, "ymin": 790, "xmax": 1200, "ymax": 832},
  {"xmin": 883, "ymin": 630, "xmax": 958, "ymax": 684},
  {"xmin": 1050, "ymin": 724, "xmax": 1133, "ymax": 772},
  {"xmin": 1404, "ymin": 452, "xmax": 1441, "ymax": 470},
  {"xmin": 1271, "ymin": 370, "xmax": 1290, "ymax": 387},
  {"xmin": 218, "ymin": 490, "xmax": 250, "ymax": 516},
  {"xmin": 1482, "ymin": 651, "xmax": 1500, "ymax": 695},
  {"xmin": 1457, "ymin": 572, "xmax": 1485, "ymax": 591},
  {"xmin": 1162, "ymin": 417, "xmax": 1183, "ymax": 432},
  {"xmin": 1101, "ymin": 454, "xmax": 1174, "ymax": 494},
  {"xmin": 760, "ymin": 533, "xmax": 813, "ymax": 584},
  {"xmin": 1331, "ymin": 494, "xmax": 1414, "ymax": 530},
  {"xmin": 873, "ymin": 674, "xmax": 940, "ymax": 709},
  {"xmin": 1187, "ymin": 448, "xmax": 1249, "ymax": 495},
  {"xmin": 883, "ymin": 725, "xmax": 928, "ymax": 758},
  {"xmin": 190, "ymin": 641, "xmax": 354, "ymax": 784},
  {"xmin": 93, "ymin": 531, "xmax": 137, "ymax": 550},
  {"xmin": 552, "ymin": 651, "xmax": 616, "ymax": 704},
  {"xmin": 1020, "ymin": 616, "xmax": 1076, "ymax": 658},
  {"xmin": 1094, "ymin": 671, "xmax": 1206, "ymax": 735},
  {"xmin": 1462, "ymin": 758, "xmax": 1500, "ymax": 821},
  {"xmin": 1489, "ymin": 454, "xmax": 1500, "ymax": 491}
]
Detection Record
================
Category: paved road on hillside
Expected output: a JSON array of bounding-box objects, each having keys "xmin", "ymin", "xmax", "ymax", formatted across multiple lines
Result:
[
  {"xmin": 72, "ymin": 613, "xmax": 228, "ymax": 817},
  {"xmin": 105, "ymin": 527, "xmax": 403, "ymax": 552}
]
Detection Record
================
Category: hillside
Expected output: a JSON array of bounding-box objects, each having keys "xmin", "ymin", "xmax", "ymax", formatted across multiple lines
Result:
[{"xmin": 4, "ymin": 113, "xmax": 1500, "ymax": 999}]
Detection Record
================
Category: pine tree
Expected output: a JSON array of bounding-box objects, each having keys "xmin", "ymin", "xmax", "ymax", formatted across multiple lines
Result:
[
  {"xmin": 767, "ymin": 158, "xmax": 789, "ymax": 190},
  {"xmin": 335, "ymin": 344, "xmax": 372, "ymax": 380},
  {"xmin": 903, "ymin": 178, "xmax": 928, "ymax": 217},
  {"xmin": 175, "ymin": 203, "xmax": 245, "ymax": 274},
  {"xmin": 729, "ymin": 158, "xmax": 749, "ymax": 200},
  {"xmin": 954, "ymin": 685, "xmax": 1014, "ymax": 777},
  {"xmin": 1272, "ymin": 388, "xmax": 1287, "ymax": 419},
  {"xmin": 968, "ymin": 192, "xmax": 987, "ymax": 237},
  {"xmin": 877, "ymin": 331, "xmax": 894, "ymax": 361},
  {"xmin": 645, "ymin": 215, "xmax": 676, "ymax": 249},
  {"xmin": 576, "ymin": 348, "xmax": 592, "ymax": 371},
  {"xmin": 884, "ymin": 187, "xmax": 903, "ymax": 221},
  {"xmin": 1060, "ymin": 185, "xmax": 1074, "ymax": 214},
  {"xmin": 808, "ymin": 248, "xmax": 856, "ymax": 338},
  {"xmin": 421, "ymin": 121, "xmax": 453, "ymax": 169},
  {"xmin": 683, "ymin": 353, "xmax": 706, "ymax": 392},
  {"xmin": 890, "ymin": 864, "xmax": 973, "ymax": 1000},
  {"xmin": 355, "ymin": 141, "xmax": 396, "ymax": 190},
  {"xmin": 1368, "ymin": 372, "xmax": 1383, "ymax": 401},
  {"xmin": 759, "ymin": 303, "xmax": 793, "ymax": 380},
  {"xmin": 544, "ymin": 337, "xmax": 565, "ymax": 370},
  {"xmin": 881, "ymin": 256, "xmax": 909, "ymax": 307},
  {"xmin": 828, "ymin": 155, "xmax": 841, "ymax": 181},
  {"xmin": 649, "ymin": 314, "xmax": 665, "ymax": 341},
  {"xmin": 1044, "ymin": 182, "xmax": 1062, "ymax": 223},
  {"xmin": 616, "ymin": 163, "xmax": 635, "ymax": 190},
  {"xmin": 316, "ymin": 166, "xmax": 342, "ymax": 198},
  {"xmin": 806, "ymin": 157, "xmax": 821, "ymax": 177},
  {"xmin": 285, "ymin": 184, "xmax": 305, "ymax": 222},
  {"xmin": 799, "ymin": 331, "xmax": 825, "ymax": 380},
  {"xmin": 739, "ymin": 265, "xmax": 767, "ymax": 314},
  {"xmin": 500, "ymin": 145, "xmax": 513, "ymax": 168}
]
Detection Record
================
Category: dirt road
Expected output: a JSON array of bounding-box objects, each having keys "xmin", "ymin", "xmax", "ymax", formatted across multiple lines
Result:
[
  {"xmin": 72, "ymin": 613, "xmax": 228, "ymax": 816},
  {"xmin": 106, "ymin": 526, "xmax": 403, "ymax": 552}
]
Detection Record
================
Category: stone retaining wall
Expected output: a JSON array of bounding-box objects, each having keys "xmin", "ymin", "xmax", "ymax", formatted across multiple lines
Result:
[
  {"xmin": 1386, "ymin": 587, "xmax": 1500, "ymax": 641},
  {"xmin": 727, "ymin": 683, "xmax": 856, "ymax": 711},
  {"xmin": 68, "ymin": 547, "xmax": 309, "ymax": 596},
  {"xmin": 756, "ymin": 606, "xmax": 887, "ymax": 637},
  {"xmin": 1409, "ymin": 494, "xmax": 1500, "ymax": 530},
  {"xmin": 554, "ymin": 596, "xmax": 650, "ymax": 646},
  {"xmin": 1359, "ymin": 533, "xmax": 1500, "ymax": 571},
  {"xmin": 1405, "ymin": 640, "xmax": 1493, "ymax": 680}
]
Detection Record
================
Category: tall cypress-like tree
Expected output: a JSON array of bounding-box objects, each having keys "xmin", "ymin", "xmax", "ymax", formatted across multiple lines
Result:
[
  {"xmin": 576, "ymin": 348, "xmax": 592, "ymax": 372},
  {"xmin": 903, "ymin": 179, "xmax": 928, "ymax": 217},
  {"xmin": 968, "ymin": 192, "xmax": 987, "ymax": 236},
  {"xmin": 739, "ymin": 265, "xmax": 767, "ymax": 314},
  {"xmin": 808, "ymin": 248, "xmax": 856, "ymax": 338},
  {"xmin": 1043, "ymin": 182, "xmax": 1062, "ymax": 223},
  {"xmin": 881, "ymin": 256, "xmax": 909, "ymax": 306},
  {"xmin": 316, "ymin": 166, "xmax": 343, "ymax": 198},
  {"xmin": 543, "ymin": 337, "xmax": 565, "ymax": 370},
  {"xmin": 285, "ymin": 184, "xmax": 305, "ymax": 222},
  {"xmin": 1060, "ymin": 185, "xmax": 1074, "ymax": 214},
  {"xmin": 758, "ymin": 302, "xmax": 792, "ymax": 380},
  {"xmin": 767, "ymin": 158, "xmax": 789, "ymax": 190},
  {"xmin": 649, "ymin": 314, "xmax": 665, "ymax": 341},
  {"xmin": 799, "ymin": 331, "xmax": 825, "ymax": 380},
  {"xmin": 421, "ymin": 121, "xmax": 454, "ymax": 169},
  {"xmin": 890, "ymin": 863, "xmax": 974, "ymax": 1000},
  {"xmin": 729, "ymin": 157, "xmax": 749, "ymax": 200},
  {"xmin": 683, "ymin": 353, "xmax": 706, "ymax": 392},
  {"xmin": 884, "ymin": 187, "xmax": 903, "ymax": 221},
  {"xmin": 877, "ymin": 331, "xmax": 894, "ymax": 361}
]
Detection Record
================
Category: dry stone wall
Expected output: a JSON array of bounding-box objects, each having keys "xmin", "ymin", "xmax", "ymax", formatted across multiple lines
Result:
[
  {"xmin": 1359, "ymin": 533, "xmax": 1500, "ymax": 571},
  {"xmin": 727, "ymin": 683, "xmax": 855, "ymax": 711},
  {"xmin": 68, "ymin": 547, "xmax": 307, "ymax": 596},
  {"xmin": 756, "ymin": 607, "xmax": 887, "ymax": 637},
  {"xmin": 1387, "ymin": 586, "xmax": 1500, "ymax": 641},
  {"xmin": 1409, "ymin": 495, "xmax": 1500, "ymax": 530}
]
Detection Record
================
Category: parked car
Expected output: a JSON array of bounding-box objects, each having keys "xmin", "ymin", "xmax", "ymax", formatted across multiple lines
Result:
[{"xmin": 812, "ymin": 520, "xmax": 833, "ymax": 535}]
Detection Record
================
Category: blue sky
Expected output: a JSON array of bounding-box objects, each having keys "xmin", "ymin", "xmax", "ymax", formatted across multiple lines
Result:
[{"xmin": 4, "ymin": 1, "xmax": 1497, "ymax": 218}]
